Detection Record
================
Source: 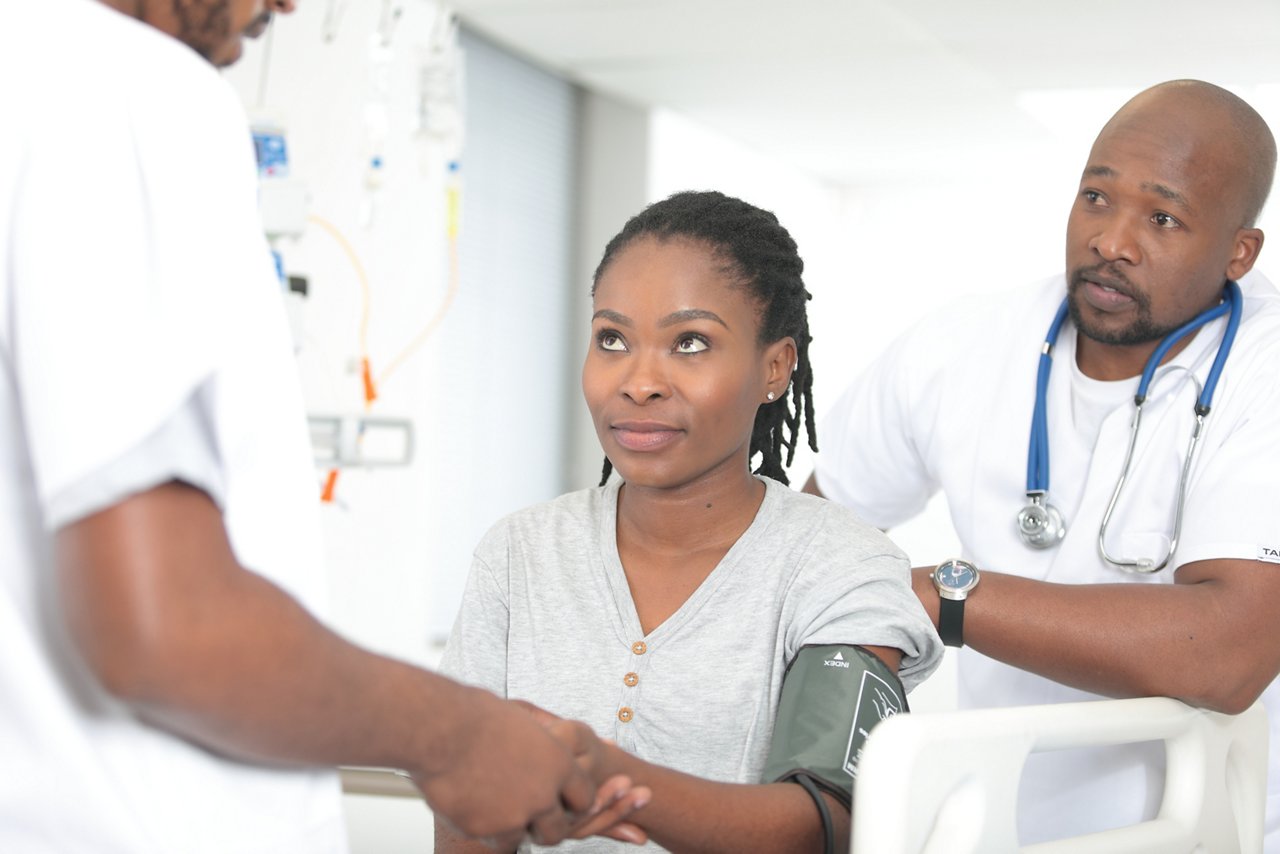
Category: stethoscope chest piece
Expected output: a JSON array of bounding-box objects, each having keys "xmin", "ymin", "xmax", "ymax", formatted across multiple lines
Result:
[{"xmin": 1017, "ymin": 494, "xmax": 1065, "ymax": 548}]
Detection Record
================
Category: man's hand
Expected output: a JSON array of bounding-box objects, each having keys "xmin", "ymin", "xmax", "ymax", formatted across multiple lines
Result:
[
  {"xmin": 515, "ymin": 700, "xmax": 651, "ymax": 845},
  {"xmin": 412, "ymin": 690, "xmax": 595, "ymax": 850}
]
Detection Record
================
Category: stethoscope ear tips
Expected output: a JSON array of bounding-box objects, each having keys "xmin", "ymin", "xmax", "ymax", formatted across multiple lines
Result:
[{"xmin": 1017, "ymin": 498, "xmax": 1066, "ymax": 549}]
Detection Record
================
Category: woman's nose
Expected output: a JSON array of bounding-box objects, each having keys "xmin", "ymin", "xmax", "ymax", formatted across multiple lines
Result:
[{"xmin": 620, "ymin": 351, "xmax": 670, "ymax": 403}]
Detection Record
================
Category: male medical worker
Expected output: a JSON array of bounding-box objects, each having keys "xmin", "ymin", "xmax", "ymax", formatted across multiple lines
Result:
[
  {"xmin": 0, "ymin": 2, "xmax": 643, "ymax": 851},
  {"xmin": 806, "ymin": 80, "xmax": 1280, "ymax": 847}
]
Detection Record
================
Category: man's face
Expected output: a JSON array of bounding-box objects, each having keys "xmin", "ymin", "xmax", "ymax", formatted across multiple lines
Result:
[
  {"xmin": 1064, "ymin": 110, "xmax": 1251, "ymax": 364},
  {"xmin": 153, "ymin": 0, "xmax": 284, "ymax": 67}
]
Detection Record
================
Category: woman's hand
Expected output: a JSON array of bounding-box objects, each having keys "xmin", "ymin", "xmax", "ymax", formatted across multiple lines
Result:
[{"xmin": 512, "ymin": 700, "xmax": 652, "ymax": 845}]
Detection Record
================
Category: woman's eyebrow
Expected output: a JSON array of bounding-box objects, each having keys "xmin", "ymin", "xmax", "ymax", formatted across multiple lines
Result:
[
  {"xmin": 659, "ymin": 308, "xmax": 728, "ymax": 329},
  {"xmin": 592, "ymin": 309, "xmax": 631, "ymax": 326}
]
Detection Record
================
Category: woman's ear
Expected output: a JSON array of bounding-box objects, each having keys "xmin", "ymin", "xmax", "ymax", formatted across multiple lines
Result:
[{"xmin": 763, "ymin": 337, "xmax": 797, "ymax": 400}]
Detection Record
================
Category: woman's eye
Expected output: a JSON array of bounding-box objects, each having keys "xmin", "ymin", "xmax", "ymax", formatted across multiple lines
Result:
[
  {"xmin": 597, "ymin": 331, "xmax": 627, "ymax": 352},
  {"xmin": 1152, "ymin": 212, "xmax": 1181, "ymax": 229},
  {"xmin": 675, "ymin": 335, "xmax": 709, "ymax": 354},
  {"xmin": 1082, "ymin": 189, "xmax": 1105, "ymax": 205}
]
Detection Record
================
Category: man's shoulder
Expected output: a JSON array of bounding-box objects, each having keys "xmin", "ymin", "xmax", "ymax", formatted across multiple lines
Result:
[
  {"xmin": 1225, "ymin": 269, "xmax": 1280, "ymax": 357},
  {"xmin": 764, "ymin": 478, "xmax": 907, "ymax": 562},
  {"xmin": 2, "ymin": 1, "xmax": 241, "ymax": 131},
  {"xmin": 9, "ymin": 1, "xmax": 218, "ymax": 78},
  {"xmin": 926, "ymin": 274, "xmax": 1064, "ymax": 330},
  {"xmin": 1218, "ymin": 270, "xmax": 1280, "ymax": 397},
  {"xmin": 1241, "ymin": 269, "xmax": 1280, "ymax": 327},
  {"xmin": 877, "ymin": 274, "xmax": 1065, "ymax": 376}
]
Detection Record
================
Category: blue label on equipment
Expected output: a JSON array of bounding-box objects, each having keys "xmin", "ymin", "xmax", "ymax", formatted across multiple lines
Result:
[{"xmin": 253, "ymin": 131, "xmax": 289, "ymax": 178}]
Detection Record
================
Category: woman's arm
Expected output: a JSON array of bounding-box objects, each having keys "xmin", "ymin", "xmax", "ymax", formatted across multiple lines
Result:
[
  {"xmin": 435, "ymin": 763, "xmax": 650, "ymax": 850},
  {"xmin": 593, "ymin": 757, "xmax": 847, "ymax": 854},
  {"xmin": 570, "ymin": 644, "xmax": 902, "ymax": 854}
]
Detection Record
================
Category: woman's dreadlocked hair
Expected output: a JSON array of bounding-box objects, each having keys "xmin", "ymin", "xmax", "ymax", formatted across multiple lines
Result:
[{"xmin": 592, "ymin": 190, "xmax": 817, "ymax": 486}]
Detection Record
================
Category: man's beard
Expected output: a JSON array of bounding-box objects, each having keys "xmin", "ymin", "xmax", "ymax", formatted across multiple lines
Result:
[
  {"xmin": 171, "ymin": 0, "xmax": 234, "ymax": 63},
  {"xmin": 1067, "ymin": 264, "xmax": 1174, "ymax": 346}
]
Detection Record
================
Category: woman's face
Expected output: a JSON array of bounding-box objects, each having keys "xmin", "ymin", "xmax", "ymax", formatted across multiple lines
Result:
[{"xmin": 583, "ymin": 236, "xmax": 792, "ymax": 492}]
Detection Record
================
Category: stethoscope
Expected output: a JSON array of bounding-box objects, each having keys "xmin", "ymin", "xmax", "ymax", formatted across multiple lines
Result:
[{"xmin": 1016, "ymin": 280, "xmax": 1243, "ymax": 572}]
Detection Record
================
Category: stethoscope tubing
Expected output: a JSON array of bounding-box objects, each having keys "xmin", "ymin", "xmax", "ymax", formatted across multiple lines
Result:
[
  {"xmin": 1097, "ymin": 281, "xmax": 1242, "ymax": 571},
  {"xmin": 1026, "ymin": 301, "xmax": 1070, "ymax": 496},
  {"xmin": 1021, "ymin": 280, "xmax": 1243, "ymax": 571}
]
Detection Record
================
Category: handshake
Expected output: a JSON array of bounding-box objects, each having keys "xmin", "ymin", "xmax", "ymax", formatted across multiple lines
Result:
[{"xmin": 414, "ymin": 689, "xmax": 652, "ymax": 852}]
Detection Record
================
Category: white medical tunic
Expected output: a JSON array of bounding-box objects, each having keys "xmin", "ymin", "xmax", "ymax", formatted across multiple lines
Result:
[
  {"xmin": 0, "ymin": 1, "xmax": 345, "ymax": 851},
  {"xmin": 815, "ymin": 271, "xmax": 1280, "ymax": 847}
]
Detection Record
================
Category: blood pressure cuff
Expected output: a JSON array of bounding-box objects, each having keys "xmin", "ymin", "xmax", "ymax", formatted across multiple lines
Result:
[{"xmin": 763, "ymin": 644, "xmax": 908, "ymax": 808}]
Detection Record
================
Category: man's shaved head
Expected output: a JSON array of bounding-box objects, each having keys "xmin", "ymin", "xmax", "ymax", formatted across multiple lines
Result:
[{"xmin": 1100, "ymin": 80, "xmax": 1276, "ymax": 227}]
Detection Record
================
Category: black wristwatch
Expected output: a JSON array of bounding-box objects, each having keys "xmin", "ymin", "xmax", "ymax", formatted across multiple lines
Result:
[{"xmin": 932, "ymin": 558, "xmax": 980, "ymax": 647}]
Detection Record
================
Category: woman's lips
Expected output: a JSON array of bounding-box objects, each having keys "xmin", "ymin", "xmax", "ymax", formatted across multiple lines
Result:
[{"xmin": 611, "ymin": 424, "xmax": 682, "ymax": 451}]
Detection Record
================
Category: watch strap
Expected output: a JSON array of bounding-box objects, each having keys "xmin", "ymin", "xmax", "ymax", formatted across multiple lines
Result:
[{"xmin": 938, "ymin": 597, "xmax": 965, "ymax": 647}]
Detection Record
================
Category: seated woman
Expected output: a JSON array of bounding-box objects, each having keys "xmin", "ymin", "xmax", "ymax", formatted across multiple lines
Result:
[{"xmin": 436, "ymin": 191, "xmax": 942, "ymax": 853}]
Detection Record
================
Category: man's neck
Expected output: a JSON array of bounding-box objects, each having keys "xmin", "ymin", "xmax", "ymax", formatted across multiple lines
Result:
[{"xmin": 1074, "ymin": 332, "xmax": 1197, "ymax": 382}]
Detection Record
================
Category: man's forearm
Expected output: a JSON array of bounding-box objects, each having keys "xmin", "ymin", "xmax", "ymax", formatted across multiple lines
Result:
[
  {"xmin": 56, "ymin": 487, "xmax": 475, "ymax": 778},
  {"xmin": 912, "ymin": 559, "xmax": 1280, "ymax": 714},
  {"xmin": 55, "ymin": 482, "xmax": 606, "ymax": 848},
  {"xmin": 122, "ymin": 565, "xmax": 478, "ymax": 777}
]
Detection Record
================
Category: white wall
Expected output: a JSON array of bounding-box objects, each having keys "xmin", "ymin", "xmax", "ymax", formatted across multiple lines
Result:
[
  {"xmin": 224, "ymin": 5, "xmax": 579, "ymax": 663},
  {"xmin": 224, "ymin": 0, "xmax": 456, "ymax": 665},
  {"xmin": 565, "ymin": 92, "xmax": 653, "ymax": 491},
  {"xmin": 424, "ymin": 28, "xmax": 579, "ymax": 640},
  {"xmin": 225, "ymin": 10, "xmax": 582, "ymax": 852}
]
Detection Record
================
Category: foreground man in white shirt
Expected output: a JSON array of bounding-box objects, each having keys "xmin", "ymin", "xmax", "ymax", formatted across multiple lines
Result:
[
  {"xmin": 807, "ymin": 79, "xmax": 1280, "ymax": 848},
  {"xmin": 0, "ymin": 2, "xmax": 643, "ymax": 851}
]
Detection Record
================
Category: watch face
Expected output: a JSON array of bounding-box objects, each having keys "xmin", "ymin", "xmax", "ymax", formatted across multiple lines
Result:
[{"xmin": 935, "ymin": 559, "xmax": 978, "ymax": 592}]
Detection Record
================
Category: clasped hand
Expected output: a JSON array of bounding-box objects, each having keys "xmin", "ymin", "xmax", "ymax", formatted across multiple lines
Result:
[
  {"xmin": 418, "ymin": 689, "xmax": 650, "ymax": 851},
  {"xmin": 514, "ymin": 699, "xmax": 651, "ymax": 847}
]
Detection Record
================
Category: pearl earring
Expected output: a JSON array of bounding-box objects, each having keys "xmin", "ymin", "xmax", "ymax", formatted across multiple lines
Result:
[{"xmin": 766, "ymin": 392, "xmax": 776, "ymax": 401}]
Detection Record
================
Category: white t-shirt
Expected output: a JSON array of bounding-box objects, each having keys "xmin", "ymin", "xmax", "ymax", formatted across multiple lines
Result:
[
  {"xmin": 441, "ymin": 475, "xmax": 943, "ymax": 853},
  {"xmin": 0, "ymin": 2, "xmax": 345, "ymax": 851},
  {"xmin": 815, "ymin": 271, "xmax": 1280, "ymax": 848}
]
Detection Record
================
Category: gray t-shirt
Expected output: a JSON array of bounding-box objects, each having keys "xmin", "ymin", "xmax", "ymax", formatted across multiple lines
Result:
[{"xmin": 440, "ymin": 475, "xmax": 942, "ymax": 852}]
